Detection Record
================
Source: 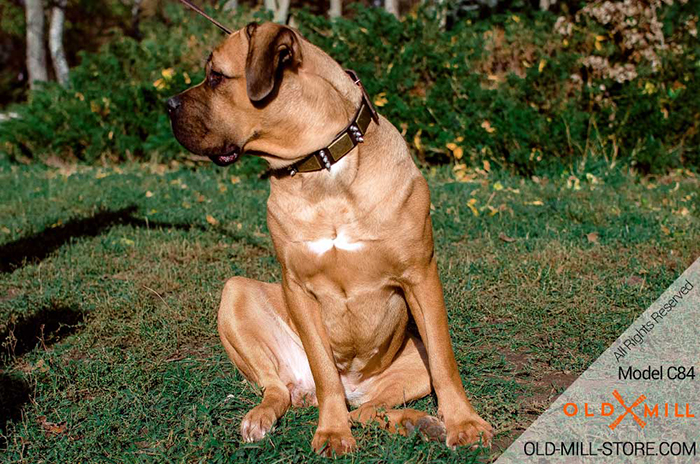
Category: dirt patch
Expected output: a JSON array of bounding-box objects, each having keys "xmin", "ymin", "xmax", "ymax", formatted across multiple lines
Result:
[{"xmin": 495, "ymin": 346, "xmax": 579, "ymax": 454}]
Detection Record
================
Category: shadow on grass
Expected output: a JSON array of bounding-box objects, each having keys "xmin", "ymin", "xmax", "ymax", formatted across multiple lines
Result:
[
  {"xmin": 0, "ymin": 205, "xmax": 270, "ymax": 274},
  {"xmin": 0, "ymin": 303, "xmax": 86, "ymax": 446},
  {"xmin": 0, "ymin": 206, "xmax": 139, "ymax": 273}
]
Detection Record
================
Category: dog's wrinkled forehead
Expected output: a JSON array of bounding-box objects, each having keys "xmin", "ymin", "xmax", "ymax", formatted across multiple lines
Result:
[{"xmin": 209, "ymin": 29, "xmax": 246, "ymax": 77}]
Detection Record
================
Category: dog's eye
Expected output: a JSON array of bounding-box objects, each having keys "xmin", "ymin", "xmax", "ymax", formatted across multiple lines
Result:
[{"xmin": 208, "ymin": 70, "xmax": 225, "ymax": 88}]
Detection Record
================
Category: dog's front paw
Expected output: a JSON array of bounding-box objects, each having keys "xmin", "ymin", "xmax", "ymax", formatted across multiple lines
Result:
[
  {"xmin": 312, "ymin": 427, "xmax": 356, "ymax": 456},
  {"xmin": 445, "ymin": 415, "xmax": 493, "ymax": 449},
  {"xmin": 240, "ymin": 404, "xmax": 277, "ymax": 442}
]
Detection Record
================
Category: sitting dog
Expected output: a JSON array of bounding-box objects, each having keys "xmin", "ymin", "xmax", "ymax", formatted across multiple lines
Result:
[{"xmin": 167, "ymin": 21, "xmax": 493, "ymax": 456}]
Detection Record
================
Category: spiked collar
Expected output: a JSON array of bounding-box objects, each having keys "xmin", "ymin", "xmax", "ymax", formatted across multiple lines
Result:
[{"xmin": 287, "ymin": 70, "xmax": 379, "ymax": 176}]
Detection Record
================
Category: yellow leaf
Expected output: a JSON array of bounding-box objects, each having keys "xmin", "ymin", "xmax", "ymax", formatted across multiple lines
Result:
[
  {"xmin": 230, "ymin": 175, "xmax": 241, "ymax": 185},
  {"xmin": 183, "ymin": 72, "xmax": 191, "ymax": 85},
  {"xmin": 206, "ymin": 214, "xmax": 219, "ymax": 226},
  {"xmin": 512, "ymin": 15, "xmax": 520, "ymax": 22},
  {"xmin": 595, "ymin": 41, "xmax": 602, "ymax": 51},
  {"xmin": 538, "ymin": 59, "xmax": 547, "ymax": 73},
  {"xmin": 374, "ymin": 92, "xmax": 388, "ymax": 107},
  {"xmin": 660, "ymin": 225, "xmax": 671, "ymax": 235},
  {"xmin": 483, "ymin": 160, "xmax": 491, "ymax": 172},
  {"xmin": 219, "ymin": 184, "xmax": 227, "ymax": 193},
  {"xmin": 467, "ymin": 198, "xmax": 479, "ymax": 216},
  {"xmin": 525, "ymin": 200, "xmax": 544, "ymax": 206},
  {"xmin": 145, "ymin": 191, "xmax": 154, "ymax": 198},
  {"xmin": 120, "ymin": 238, "xmax": 135, "ymax": 246},
  {"xmin": 595, "ymin": 35, "xmax": 606, "ymax": 42},
  {"xmin": 481, "ymin": 120, "xmax": 495, "ymax": 134},
  {"xmin": 108, "ymin": 131, "xmax": 114, "ymax": 140},
  {"xmin": 95, "ymin": 171, "xmax": 108, "ymax": 179},
  {"xmin": 149, "ymin": 209, "xmax": 157, "ymax": 214},
  {"xmin": 493, "ymin": 181, "xmax": 503, "ymax": 191},
  {"xmin": 446, "ymin": 142, "xmax": 463, "ymax": 160},
  {"xmin": 161, "ymin": 68, "xmax": 175, "ymax": 79},
  {"xmin": 153, "ymin": 78, "xmax": 166, "ymax": 90},
  {"xmin": 182, "ymin": 201, "xmax": 191, "ymax": 209},
  {"xmin": 413, "ymin": 129, "xmax": 423, "ymax": 152},
  {"xmin": 74, "ymin": 92, "xmax": 85, "ymax": 101}
]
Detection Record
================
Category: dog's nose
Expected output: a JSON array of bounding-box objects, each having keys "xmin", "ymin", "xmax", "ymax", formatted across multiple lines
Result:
[{"xmin": 166, "ymin": 96, "xmax": 182, "ymax": 115}]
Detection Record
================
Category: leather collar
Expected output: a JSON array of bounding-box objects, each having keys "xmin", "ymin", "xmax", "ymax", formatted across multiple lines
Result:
[{"xmin": 287, "ymin": 70, "xmax": 379, "ymax": 176}]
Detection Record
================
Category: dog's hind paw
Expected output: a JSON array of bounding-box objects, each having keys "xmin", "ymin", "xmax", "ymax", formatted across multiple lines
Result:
[{"xmin": 404, "ymin": 415, "xmax": 447, "ymax": 442}]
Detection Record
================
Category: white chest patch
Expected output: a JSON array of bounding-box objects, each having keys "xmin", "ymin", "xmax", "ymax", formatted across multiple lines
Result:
[{"xmin": 306, "ymin": 231, "xmax": 364, "ymax": 255}]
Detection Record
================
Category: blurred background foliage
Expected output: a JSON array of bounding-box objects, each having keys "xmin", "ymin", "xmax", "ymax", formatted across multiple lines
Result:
[{"xmin": 0, "ymin": 0, "xmax": 698, "ymax": 175}]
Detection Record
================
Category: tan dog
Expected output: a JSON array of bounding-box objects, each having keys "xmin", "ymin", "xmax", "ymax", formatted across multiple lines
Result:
[{"xmin": 167, "ymin": 22, "xmax": 493, "ymax": 456}]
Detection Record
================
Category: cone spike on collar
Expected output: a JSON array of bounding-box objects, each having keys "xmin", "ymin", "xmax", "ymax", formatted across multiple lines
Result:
[{"xmin": 178, "ymin": 0, "xmax": 233, "ymax": 35}]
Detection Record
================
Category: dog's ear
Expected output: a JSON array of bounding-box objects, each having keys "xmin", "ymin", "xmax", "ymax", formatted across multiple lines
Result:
[{"xmin": 245, "ymin": 22, "xmax": 303, "ymax": 103}]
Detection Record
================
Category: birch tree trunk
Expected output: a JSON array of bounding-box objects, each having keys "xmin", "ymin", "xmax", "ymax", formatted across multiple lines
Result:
[
  {"xmin": 265, "ymin": 0, "xmax": 290, "ymax": 23},
  {"xmin": 49, "ymin": 0, "xmax": 69, "ymax": 86},
  {"xmin": 384, "ymin": 0, "xmax": 399, "ymax": 18},
  {"xmin": 328, "ymin": 0, "xmax": 342, "ymax": 18},
  {"xmin": 25, "ymin": 0, "xmax": 48, "ymax": 89},
  {"xmin": 223, "ymin": 0, "xmax": 238, "ymax": 11}
]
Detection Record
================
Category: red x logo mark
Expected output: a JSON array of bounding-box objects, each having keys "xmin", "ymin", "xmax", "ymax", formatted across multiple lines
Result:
[{"xmin": 609, "ymin": 389, "xmax": 646, "ymax": 430}]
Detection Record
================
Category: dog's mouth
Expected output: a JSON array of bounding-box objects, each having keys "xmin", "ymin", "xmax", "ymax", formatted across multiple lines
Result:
[{"xmin": 209, "ymin": 145, "xmax": 241, "ymax": 167}]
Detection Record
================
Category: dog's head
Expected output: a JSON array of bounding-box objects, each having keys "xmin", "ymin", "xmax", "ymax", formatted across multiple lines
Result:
[{"xmin": 167, "ymin": 22, "xmax": 356, "ymax": 168}]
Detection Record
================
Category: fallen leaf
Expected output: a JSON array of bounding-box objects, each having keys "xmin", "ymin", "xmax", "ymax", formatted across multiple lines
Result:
[
  {"xmin": 467, "ymin": 198, "xmax": 479, "ymax": 216},
  {"xmin": 625, "ymin": 275, "xmax": 645, "ymax": 287},
  {"xmin": 525, "ymin": 200, "xmax": 544, "ymax": 206},
  {"xmin": 161, "ymin": 68, "xmax": 175, "ymax": 79},
  {"xmin": 38, "ymin": 416, "xmax": 67, "ymax": 435},
  {"xmin": 481, "ymin": 120, "xmax": 496, "ymax": 134},
  {"xmin": 206, "ymin": 215, "xmax": 219, "ymax": 226},
  {"xmin": 230, "ymin": 176, "xmax": 241, "ymax": 185},
  {"xmin": 499, "ymin": 232, "xmax": 516, "ymax": 243},
  {"xmin": 145, "ymin": 191, "xmax": 154, "ymax": 198},
  {"xmin": 483, "ymin": 160, "xmax": 491, "ymax": 172},
  {"xmin": 538, "ymin": 59, "xmax": 547, "ymax": 73},
  {"xmin": 586, "ymin": 232, "xmax": 599, "ymax": 244},
  {"xmin": 493, "ymin": 181, "xmax": 503, "ymax": 191},
  {"xmin": 374, "ymin": 92, "xmax": 388, "ymax": 107}
]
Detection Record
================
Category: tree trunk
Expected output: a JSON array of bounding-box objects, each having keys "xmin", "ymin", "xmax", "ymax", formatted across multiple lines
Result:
[
  {"xmin": 328, "ymin": 0, "xmax": 342, "ymax": 18},
  {"xmin": 49, "ymin": 0, "xmax": 69, "ymax": 86},
  {"xmin": 25, "ymin": 0, "xmax": 48, "ymax": 89},
  {"xmin": 276, "ymin": 0, "xmax": 290, "ymax": 23},
  {"xmin": 223, "ymin": 0, "xmax": 238, "ymax": 11},
  {"xmin": 384, "ymin": 0, "xmax": 399, "ymax": 18}
]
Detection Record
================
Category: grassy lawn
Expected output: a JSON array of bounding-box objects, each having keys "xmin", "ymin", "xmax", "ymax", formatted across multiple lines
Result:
[{"xmin": 0, "ymin": 161, "xmax": 698, "ymax": 463}]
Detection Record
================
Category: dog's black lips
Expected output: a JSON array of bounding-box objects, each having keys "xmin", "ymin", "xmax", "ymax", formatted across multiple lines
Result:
[{"xmin": 209, "ymin": 146, "xmax": 240, "ymax": 167}]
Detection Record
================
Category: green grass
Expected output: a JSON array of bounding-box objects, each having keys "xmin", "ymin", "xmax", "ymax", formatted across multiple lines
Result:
[{"xmin": 0, "ymin": 161, "xmax": 698, "ymax": 463}]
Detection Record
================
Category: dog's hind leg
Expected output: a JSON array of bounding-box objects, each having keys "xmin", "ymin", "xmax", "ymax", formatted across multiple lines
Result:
[
  {"xmin": 348, "ymin": 335, "xmax": 446, "ymax": 442},
  {"xmin": 218, "ymin": 277, "xmax": 316, "ymax": 442}
]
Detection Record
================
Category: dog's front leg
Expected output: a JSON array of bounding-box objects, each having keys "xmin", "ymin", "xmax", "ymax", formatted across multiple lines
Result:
[
  {"xmin": 402, "ymin": 258, "xmax": 493, "ymax": 448},
  {"xmin": 282, "ymin": 276, "xmax": 356, "ymax": 456}
]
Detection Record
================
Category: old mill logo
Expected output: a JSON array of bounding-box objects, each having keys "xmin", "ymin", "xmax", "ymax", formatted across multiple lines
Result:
[{"xmin": 563, "ymin": 390, "xmax": 694, "ymax": 430}]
